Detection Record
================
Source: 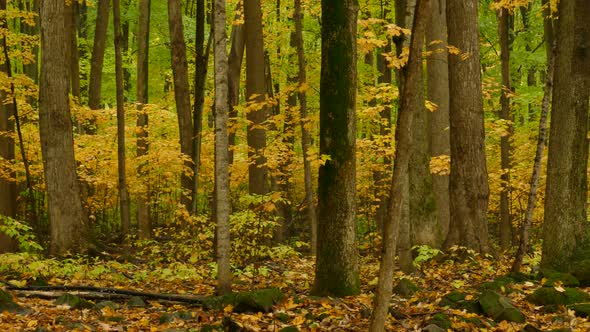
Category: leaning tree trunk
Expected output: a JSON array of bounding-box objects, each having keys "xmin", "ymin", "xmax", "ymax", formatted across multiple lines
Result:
[
  {"xmin": 369, "ymin": 1, "xmax": 429, "ymax": 330},
  {"xmin": 312, "ymin": 0, "xmax": 359, "ymax": 297},
  {"xmin": 244, "ymin": 0, "xmax": 268, "ymax": 195},
  {"xmin": 426, "ymin": 0, "xmax": 450, "ymax": 241},
  {"xmin": 213, "ymin": 0, "xmax": 232, "ymax": 295},
  {"xmin": 39, "ymin": 0, "xmax": 87, "ymax": 255},
  {"xmin": 541, "ymin": 0, "xmax": 590, "ymax": 271},
  {"xmin": 168, "ymin": 0, "xmax": 194, "ymax": 211},
  {"xmin": 136, "ymin": 0, "xmax": 151, "ymax": 239},
  {"xmin": 443, "ymin": 0, "xmax": 491, "ymax": 254},
  {"xmin": 113, "ymin": 0, "xmax": 131, "ymax": 237}
]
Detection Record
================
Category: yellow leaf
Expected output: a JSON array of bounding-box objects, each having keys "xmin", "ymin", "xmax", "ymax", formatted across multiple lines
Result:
[
  {"xmin": 447, "ymin": 45, "xmax": 461, "ymax": 55},
  {"xmin": 555, "ymin": 286, "xmax": 565, "ymax": 293},
  {"xmin": 425, "ymin": 100, "xmax": 438, "ymax": 112},
  {"xmin": 291, "ymin": 315, "xmax": 306, "ymax": 325},
  {"xmin": 224, "ymin": 304, "xmax": 234, "ymax": 313}
]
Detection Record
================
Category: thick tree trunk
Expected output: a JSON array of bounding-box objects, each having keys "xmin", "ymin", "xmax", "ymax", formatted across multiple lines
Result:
[
  {"xmin": 88, "ymin": 0, "xmax": 110, "ymax": 111},
  {"xmin": 312, "ymin": 0, "xmax": 359, "ymax": 297},
  {"xmin": 498, "ymin": 6, "xmax": 513, "ymax": 251},
  {"xmin": 168, "ymin": 0, "xmax": 194, "ymax": 210},
  {"xmin": 426, "ymin": 0, "xmax": 450, "ymax": 241},
  {"xmin": 443, "ymin": 0, "xmax": 490, "ymax": 254},
  {"xmin": 541, "ymin": 0, "xmax": 590, "ymax": 271},
  {"xmin": 369, "ymin": 1, "xmax": 429, "ymax": 330},
  {"xmin": 213, "ymin": 0, "xmax": 232, "ymax": 295},
  {"xmin": 136, "ymin": 0, "xmax": 151, "ymax": 239},
  {"xmin": 0, "ymin": 0, "xmax": 17, "ymax": 252},
  {"xmin": 39, "ymin": 0, "xmax": 87, "ymax": 255},
  {"xmin": 113, "ymin": 0, "xmax": 131, "ymax": 237},
  {"xmin": 227, "ymin": 7, "xmax": 245, "ymax": 165},
  {"xmin": 293, "ymin": 0, "xmax": 317, "ymax": 255},
  {"xmin": 244, "ymin": 0, "xmax": 268, "ymax": 195}
]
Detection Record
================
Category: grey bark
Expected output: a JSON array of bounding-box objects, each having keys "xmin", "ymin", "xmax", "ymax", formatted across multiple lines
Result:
[
  {"xmin": 88, "ymin": 0, "xmax": 110, "ymax": 111},
  {"xmin": 227, "ymin": 6, "xmax": 245, "ymax": 165}
]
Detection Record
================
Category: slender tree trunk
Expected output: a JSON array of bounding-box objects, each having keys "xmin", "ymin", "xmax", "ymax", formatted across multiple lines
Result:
[
  {"xmin": 88, "ymin": 0, "xmax": 110, "ymax": 111},
  {"xmin": 192, "ymin": 0, "xmax": 210, "ymax": 215},
  {"xmin": 369, "ymin": 1, "xmax": 429, "ymax": 330},
  {"xmin": 293, "ymin": 0, "xmax": 317, "ymax": 255},
  {"xmin": 136, "ymin": 0, "xmax": 151, "ymax": 239},
  {"xmin": 66, "ymin": 0, "xmax": 80, "ymax": 100},
  {"xmin": 426, "ymin": 0, "xmax": 450, "ymax": 242},
  {"xmin": 244, "ymin": 0, "xmax": 268, "ymax": 195},
  {"xmin": 113, "ymin": 0, "xmax": 131, "ymax": 237},
  {"xmin": 21, "ymin": 0, "xmax": 39, "ymax": 84},
  {"xmin": 168, "ymin": 0, "xmax": 194, "ymax": 210},
  {"xmin": 214, "ymin": 0, "xmax": 232, "ymax": 295},
  {"xmin": 443, "ymin": 0, "xmax": 490, "ymax": 254},
  {"xmin": 541, "ymin": 0, "xmax": 590, "ymax": 271},
  {"xmin": 227, "ymin": 7, "xmax": 245, "ymax": 165},
  {"xmin": 498, "ymin": 6, "xmax": 513, "ymax": 251},
  {"xmin": 312, "ymin": 0, "xmax": 359, "ymax": 297},
  {"xmin": 39, "ymin": 0, "xmax": 87, "ymax": 255},
  {"xmin": 0, "ymin": 0, "xmax": 17, "ymax": 252}
]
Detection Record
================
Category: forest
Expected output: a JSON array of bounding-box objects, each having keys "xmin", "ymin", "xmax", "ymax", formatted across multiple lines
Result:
[{"xmin": 1, "ymin": 0, "xmax": 590, "ymax": 330}]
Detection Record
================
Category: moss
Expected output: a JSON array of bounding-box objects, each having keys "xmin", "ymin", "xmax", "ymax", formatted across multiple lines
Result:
[
  {"xmin": 202, "ymin": 288, "xmax": 284, "ymax": 313},
  {"xmin": 439, "ymin": 291, "xmax": 482, "ymax": 314},
  {"xmin": 569, "ymin": 260, "xmax": 590, "ymax": 287},
  {"xmin": 478, "ymin": 276, "xmax": 515, "ymax": 294},
  {"xmin": 0, "ymin": 289, "xmax": 22, "ymax": 313},
  {"xmin": 55, "ymin": 293, "xmax": 94, "ymax": 309},
  {"xmin": 568, "ymin": 303, "xmax": 590, "ymax": 318},
  {"xmin": 525, "ymin": 287, "xmax": 590, "ymax": 306},
  {"xmin": 426, "ymin": 313, "xmax": 451, "ymax": 329},
  {"xmin": 478, "ymin": 290, "xmax": 525, "ymax": 323},
  {"xmin": 393, "ymin": 278, "xmax": 420, "ymax": 297},
  {"xmin": 539, "ymin": 270, "xmax": 580, "ymax": 287}
]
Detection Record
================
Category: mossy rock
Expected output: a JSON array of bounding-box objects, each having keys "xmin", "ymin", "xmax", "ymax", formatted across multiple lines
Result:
[
  {"xmin": 275, "ymin": 312, "xmax": 290, "ymax": 323},
  {"xmin": 126, "ymin": 296, "xmax": 147, "ymax": 308},
  {"xmin": 479, "ymin": 290, "xmax": 525, "ymax": 323},
  {"xmin": 439, "ymin": 291, "xmax": 482, "ymax": 314},
  {"xmin": 521, "ymin": 324, "xmax": 543, "ymax": 332},
  {"xmin": 0, "ymin": 289, "xmax": 23, "ymax": 313},
  {"xmin": 569, "ymin": 260, "xmax": 590, "ymax": 287},
  {"xmin": 95, "ymin": 300, "xmax": 120, "ymax": 310},
  {"xmin": 478, "ymin": 276, "xmax": 515, "ymax": 294},
  {"xmin": 506, "ymin": 272, "xmax": 534, "ymax": 283},
  {"xmin": 538, "ymin": 270, "xmax": 580, "ymax": 287},
  {"xmin": 55, "ymin": 293, "xmax": 94, "ymax": 309},
  {"xmin": 568, "ymin": 303, "xmax": 590, "ymax": 318},
  {"xmin": 393, "ymin": 278, "xmax": 419, "ymax": 297},
  {"xmin": 525, "ymin": 287, "xmax": 590, "ymax": 306},
  {"xmin": 202, "ymin": 288, "xmax": 284, "ymax": 313},
  {"xmin": 422, "ymin": 324, "xmax": 446, "ymax": 332},
  {"xmin": 200, "ymin": 325, "xmax": 223, "ymax": 332},
  {"xmin": 426, "ymin": 313, "xmax": 451, "ymax": 330},
  {"xmin": 278, "ymin": 327, "xmax": 299, "ymax": 332}
]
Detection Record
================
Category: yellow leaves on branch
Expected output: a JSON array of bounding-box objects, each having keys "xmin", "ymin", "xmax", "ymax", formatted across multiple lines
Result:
[{"xmin": 490, "ymin": 0, "xmax": 533, "ymax": 13}]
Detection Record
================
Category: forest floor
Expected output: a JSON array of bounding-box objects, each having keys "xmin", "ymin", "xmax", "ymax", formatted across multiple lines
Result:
[{"xmin": 1, "ymin": 246, "xmax": 589, "ymax": 331}]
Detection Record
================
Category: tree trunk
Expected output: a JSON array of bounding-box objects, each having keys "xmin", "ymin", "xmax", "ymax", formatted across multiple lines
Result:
[
  {"xmin": 88, "ymin": 0, "xmax": 110, "ymax": 111},
  {"xmin": 369, "ymin": 1, "xmax": 429, "ymax": 330},
  {"xmin": 498, "ymin": 6, "xmax": 513, "ymax": 251},
  {"xmin": 39, "ymin": 0, "xmax": 87, "ymax": 255},
  {"xmin": 168, "ymin": 0, "xmax": 194, "ymax": 211},
  {"xmin": 113, "ymin": 0, "xmax": 131, "ymax": 237},
  {"xmin": 66, "ymin": 0, "xmax": 80, "ymax": 100},
  {"xmin": 244, "ymin": 0, "xmax": 268, "ymax": 195},
  {"xmin": 426, "ymin": 0, "xmax": 450, "ymax": 242},
  {"xmin": 0, "ymin": 0, "xmax": 17, "ymax": 252},
  {"xmin": 136, "ymin": 0, "xmax": 151, "ymax": 239},
  {"xmin": 227, "ymin": 6, "xmax": 245, "ymax": 165},
  {"xmin": 443, "ymin": 0, "xmax": 490, "ymax": 254},
  {"xmin": 312, "ymin": 0, "xmax": 359, "ymax": 297},
  {"xmin": 541, "ymin": 0, "xmax": 590, "ymax": 271},
  {"xmin": 21, "ymin": 0, "xmax": 39, "ymax": 84},
  {"xmin": 213, "ymin": 0, "xmax": 232, "ymax": 295},
  {"xmin": 293, "ymin": 0, "xmax": 317, "ymax": 255}
]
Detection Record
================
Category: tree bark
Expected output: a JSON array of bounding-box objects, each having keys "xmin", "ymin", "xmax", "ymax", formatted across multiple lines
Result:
[
  {"xmin": 426, "ymin": 0, "xmax": 450, "ymax": 242},
  {"xmin": 443, "ymin": 0, "xmax": 490, "ymax": 254},
  {"xmin": 244, "ymin": 0, "xmax": 268, "ymax": 195},
  {"xmin": 541, "ymin": 0, "xmax": 590, "ymax": 271},
  {"xmin": 227, "ymin": 6, "xmax": 245, "ymax": 165},
  {"xmin": 369, "ymin": 1, "xmax": 429, "ymax": 330},
  {"xmin": 39, "ymin": 0, "xmax": 87, "ymax": 255},
  {"xmin": 293, "ymin": 0, "xmax": 317, "ymax": 255},
  {"xmin": 113, "ymin": 0, "xmax": 131, "ymax": 237},
  {"xmin": 136, "ymin": 0, "xmax": 151, "ymax": 239},
  {"xmin": 312, "ymin": 0, "xmax": 359, "ymax": 297},
  {"xmin": 214, "ymin": 0, "xmax": 232, "ymax": 295},
  {"xmin": 88, "ymin": 0, "xmax": 110, "ymax": 111},
  {"xmin": 66, "ymin": 0, "xmax": 80, "ymax": 100},
  {"xmin": 168, "ymin": 0, "xmax": 194, "ymax": 211}
]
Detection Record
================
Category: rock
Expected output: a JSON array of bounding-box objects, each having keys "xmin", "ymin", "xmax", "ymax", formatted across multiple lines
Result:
[
  {"xmin": 55, "ymin": 293, "xmax": 94, "ymax": 309},
  {"xmin": 479, "ymin": 290, "xmax": 525, "ymax": 323},
  {"xmin": 525, "ymin": 287, "xmax": 590, "ymax": 305},
  {"xmin": 393, "ymin": 278, "xmax": 419, "ymax": 297},
  {"xmin": 426, "ymin": 313, "xmax": 451, "ymax": 330},
  {"xmin": 202, "ymin": 288, "xmax": 284, "ymax": 313},
  {"xmin": 538, "ymin": 270, "xmax": 580, "ymax": 287},
  {"xmin": 569, "ymin": 260, "xmax": 590, "ymax": 287},
  {"xmin": 126, "ymin": 296, "xmax": 147, "ymax": 308},
  {"xmin": 568, "ymin": 303, "xmax": 590, "ymax": 318},
  {"xmin": 222, "ymin": 316, "xmax": 244, "ymax": 332},
  {"xmin": 439, "ymin": 291, "xmax": 482, "ymax": 314},
  {"xmin": 0, "ymin": 289, "xmax": 23, "ymax": 313},
  {"xmin": 422, "ymin": 324, "xmax": 446, "ymax": 332},
  {"xmin": 478, "ymin": 276, "xmax": 515, "ymax": 294},
  {"xmin": 506, "ymin": 272, "xmax": 534, "ymax": 283},
  {"xmin": 521, "ymin": 324, "xmax": 543, "ymax": 332},
  {"xmin": 95, "ymin": 300, "xmax": 120, "ymax": 310},
  {"xmin": 200, "ymin": 324, "xmax": 223, "ymax": 332},
  {"xmin": 275, "ymin": 312, "xmax": 290, "ymax": 323},
  {"xmin": 278, "ymin": 327, "xmax": 299, "ymax": 332}
]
